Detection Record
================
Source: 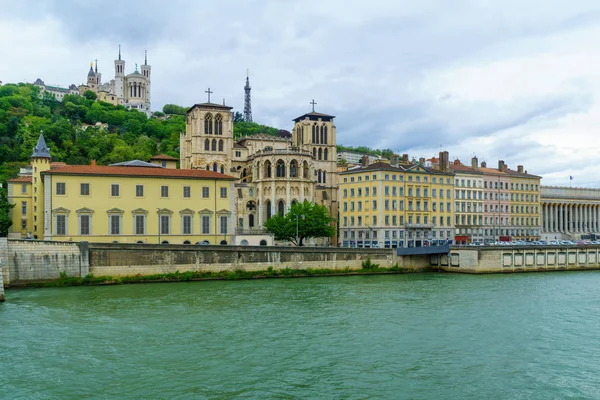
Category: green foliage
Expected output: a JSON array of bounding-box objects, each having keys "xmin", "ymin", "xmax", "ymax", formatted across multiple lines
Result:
[
  {"xmin": 337, "ymin": 145, "xmax": 396, "ymax": 161},
  {"xmin": 0, "ymin": 82, "xmax": 186, "ymax": 182},
  {"xmin": 0, "ymin": 186, "xmax": 15, "ymax": 236},
  {"xmin": 83, "ymin": 90, "xmax": 97, "ymax": 101},
  {"xmin": 361, "ymin": 257, "xmax": 380, "ymax": 270},
  {"xmin": 162, "ymin": 104, "xmax": 187, "ymax": 115},
  {"xmin": 234, "ymin": 121, "xmax": 279, "ymax": 139},
  {"xmin": 263, "ymin": 200, "xmax": 335, "ymax": 246},
  {"xmin": 233, "ymin": 111, "xmax": 244, "ymax": 123}
]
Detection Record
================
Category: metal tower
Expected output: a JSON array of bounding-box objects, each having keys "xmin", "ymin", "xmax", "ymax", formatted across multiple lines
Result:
[{"xmin": 244, "ymin": 70, "xmax": 252, "ymax": 122}]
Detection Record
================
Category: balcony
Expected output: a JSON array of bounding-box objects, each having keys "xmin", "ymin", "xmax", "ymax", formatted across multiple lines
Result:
[
  {"xmin": 405, "ymin": 223, "xmax": 434, "ymax": 229},
  {"xmin": 235, "ymin": 227, "xmax": 267, "ymax": 235}
]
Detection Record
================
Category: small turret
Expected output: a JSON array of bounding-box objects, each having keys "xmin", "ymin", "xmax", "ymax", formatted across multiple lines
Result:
[{"xmin": 31, "ymin": 131, "xmax": 51, "ymax": 160}]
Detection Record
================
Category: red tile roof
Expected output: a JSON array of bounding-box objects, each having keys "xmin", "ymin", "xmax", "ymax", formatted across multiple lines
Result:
[
  {"xmin": 149, "ymin": 154, "xmax": 178, "ymax": 161},
  {"xmin": 7, "ymin": 176, "xmax": 32, "ymax": 183},
  {"xmin": 42, "ymin": 165, "xmax": 235, "ymax": 180}
]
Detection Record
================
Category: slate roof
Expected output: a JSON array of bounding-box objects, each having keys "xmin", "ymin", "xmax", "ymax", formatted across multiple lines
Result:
[
  {"xmin": 110, "ymin": 160, "xmax": 161, "ymax": 168},
  {"xmin": 292, "ymin": 111, "xmax": 335, "ymax": 122}
]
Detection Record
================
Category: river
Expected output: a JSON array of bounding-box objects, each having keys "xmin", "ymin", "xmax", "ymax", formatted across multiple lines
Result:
[{"xmin": 2, "ymin": 272, "xmax": 600, "ymax": 399}]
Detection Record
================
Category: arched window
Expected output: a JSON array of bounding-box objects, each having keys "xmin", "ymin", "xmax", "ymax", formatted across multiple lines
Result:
[
  {"xmin": 215, "ymin": 114, "xmax": 223, "ymax": 135},
  {"xmin": 220, "ymin": 165, "xmax": 224, "ymax": 174},
  {"xmin": 318, "ymin": 170, "xmax": 322, "ymax": 183},
  {"xmin": 318, "ymin": 148, "xmax": 322, "ymax": 160},
  {"xmin": 290, "ymin": 160, "xmax": 298, "ymax": 178},
  {"xmin": 292, "ymin": 199, "xmax": 298, "ymax": 206},
  {"xmin": 323, "ymin": 126, "xmax": 328, "ymax": 144},
  {"xmin": 248, "ymin": 214, "xmax": 255, "ymax": 227},
  {"xmin": 312, "ymin": 125, "xmax": 316, "ymax": 143},
  {"xmin": 204, "ymin": 113, "xmax": 213, "ymax": 135},
  {"xmin": 218, "ymin": 139, "xmax": 223, "ymax": 152},
  {"xmin": 324, "ymin": 148, "xmax": 328, "ymax": 160},
  {"xmin": 276, "ymin": 160, "xmax": 286, "ymax": 177},
  {"xmin": 320, "ymin": 125, "xmax": 324, "ymax": 144},
  {"xmin": 211, "ymin": 139, "xmax": 216, "ymax": 151},
  {"xmin": 278, "ymin": 200, "xmax": 285, "ymax": 216},
  {"xmin": 265, "ymin": 161, "xmax": 272, "ymax": 178},
  {"xmin": 204, "ymin": 139, "xmax": 210, "ymax": 151},
  {"xmin": 266, "ymin": 200, "xmax": 272, "ymax": 220},
  {"xmin": 313, "ymin": 148, "xmax": 316, "ymax": 158},
  {"xmin": 303, "ymin": 161, "xmax": 310, "ymax": 178},
  {"xmin": 206, "ymin": 165, "xmax": 210, "ymax": 171},
  {"xmin": 213, "ymin": 163, "xmax": 218, "ymax": 172},
  {"xmin": 323, "ymin": 171, "xmax": 327, "ymax": 184}
]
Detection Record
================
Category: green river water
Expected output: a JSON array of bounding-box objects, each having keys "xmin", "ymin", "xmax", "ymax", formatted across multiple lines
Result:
[{"xmin": 2, "ymin": 272, "xmax": 600, "ymax": 399}]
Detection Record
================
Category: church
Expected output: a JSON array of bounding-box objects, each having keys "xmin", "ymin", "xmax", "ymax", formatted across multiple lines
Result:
[
  {"xmin": 77, "ymin": 46, "xmax": 152, "ymax": 116},
  {"xmin": 180, "ymin": 90, "xmax": 339, "ymax": 245}
]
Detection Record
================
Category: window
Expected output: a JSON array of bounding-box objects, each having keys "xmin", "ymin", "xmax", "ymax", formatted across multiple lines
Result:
[
  {"xmin": 80, "ymin": 215, "xmax": 90, "ymax": 235},
  {"xmin": 110, "ymin": 215, "xmax": 121, "ymax": 235},
  {"xmin": 161, "ymin": 185, "xmax": 169, "ymax": 198},
  {"xmin": 202, "ymin": 215, "xmax": 211, "ymax": 234},
  {"xmin": 220, "ymin": 216, "xmax": 228, "ymax": 234},
  {"xmin": 136, "ymin": 185, "xmax": 144, "ymax": 197},
  {"xmin": 135, "ymin": 215, "xmax": 145, "ymax": 235},
  {"xmin": 220, "ymin": 187, "xmax": 227, "ymax": 198},
  {"xmin": 111, "ymin": 184, "xmax": 120, "ymax": 197},
  {"xmin": 21, "ymin": 201, "xmax": 27, "ymax": 216},
  {"xmin": 80, "ymin": 183, "xmax": 90, "ymax": 196},
  {"xmin": 202, "ymin": 187, "xmax": 210, "ymax": 198},
  {"xmin": 182, "ymin": 215, "xmax": 192, "ymax": 234},
  {"xmin": 56, "ymin": 215, "xmax": 66, "ymax": 235},
  {"xmin": 56, "ymin": 182, "xmax": 66, "ymax": 195},
  {"xmin": 21, "ymin": 184, "xmax": 27, "ymax": 194},
  {"xmin": 183, "ymin": 186, "xmax": 191, "ymax": 198},
  {"xmin": 160, "ymin": 215, "xmax": 170, "ymax": 235}
]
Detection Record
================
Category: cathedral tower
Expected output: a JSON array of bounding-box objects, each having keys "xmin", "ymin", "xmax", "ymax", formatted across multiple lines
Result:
[
  {"xmin": 140, "ymin": 50, "xmax": 151, "ymax": 105},
  {"xmin": 181, "ymin": 89, "xmax": 234, "ymax": 174},
  {"xmin": 114, "ymin": 45, "xmax": 125, "ymax": 99}
]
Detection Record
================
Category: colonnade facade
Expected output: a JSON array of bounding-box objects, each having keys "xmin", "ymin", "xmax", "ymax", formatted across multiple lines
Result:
[
  {"xmin": 540, "ymin": 186, "xmax": 600, "ymax": 240},
  {"xmin": 541, "ymin": 202, "xmax": 600, "ymax": 237}
]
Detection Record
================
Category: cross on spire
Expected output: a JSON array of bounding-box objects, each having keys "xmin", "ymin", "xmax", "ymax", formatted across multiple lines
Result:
[
  {"xmin": 205, "ymin": 87, "xmax": 213, "ymax": 103},
  {"xmin": 310, "ymin": 99, "xmax": 317, "ymax": 112}
]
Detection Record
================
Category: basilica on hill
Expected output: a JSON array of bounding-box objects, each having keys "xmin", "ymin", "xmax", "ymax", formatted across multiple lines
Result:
[{"xmin": 180, "ymin": 89, "xmax": 339, "ymax": 245}]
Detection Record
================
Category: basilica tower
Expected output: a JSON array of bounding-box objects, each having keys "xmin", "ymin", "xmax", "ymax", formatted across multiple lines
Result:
[{"xmin": 114, "ymin": 45, "xmax": 125, "ymax": 99}]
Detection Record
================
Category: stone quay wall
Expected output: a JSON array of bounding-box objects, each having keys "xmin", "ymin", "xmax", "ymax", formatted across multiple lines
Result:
[
  {"xmin": 3, "ymin": 239, "xmax": 89, "ymax": 285},
  {"xmin": 87, "ymin": 243, "xmax": 408, "ymax": 277},
  {"xmin": 437, "ymin": 245, "xmax": 600, "ymax": 273}
]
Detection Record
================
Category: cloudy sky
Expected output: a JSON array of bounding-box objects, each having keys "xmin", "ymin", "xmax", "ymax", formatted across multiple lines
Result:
[{"xmin": 1, "ymin": 0, "xmax": 600, "ymax": 186}]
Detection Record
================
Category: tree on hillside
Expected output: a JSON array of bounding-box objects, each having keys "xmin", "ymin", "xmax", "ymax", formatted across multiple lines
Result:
[
  {"xmin": 233, "ymin": 111, "xmax": 244, "ymax": 123},
  {"xmin": 162, "ymin": 104, "xmax": 187, "ymax": 115},
  {"xmin": 264, "ymin": 200, "xmax": 335, "ymax": 246},
  {"xmin": 234, "ymin": 121, "xmax": 279, "ymax": 139},
  {"xmin": 0, "ymin": 187, "xmax": 15, "ymax": 236},
  {"xmin": 83, "ymin": 90, "xmax": 97, "ymax": 101}
]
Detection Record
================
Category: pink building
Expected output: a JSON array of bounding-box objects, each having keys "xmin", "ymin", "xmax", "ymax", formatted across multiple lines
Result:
[{"xmin": 480, "ymin": 161, "xmax": 511, "ymax": 242}]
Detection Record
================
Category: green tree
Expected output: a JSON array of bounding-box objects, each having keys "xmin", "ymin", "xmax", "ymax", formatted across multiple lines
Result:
[
  {"xmin": 162, "ymin": 104, "xmax": 187, "ymax": 115},
  {"xmin": 263, "ymin": 200, "xmax": 335, "ymax": 246},
  {"xmin": 0, "ymin": 187, "xmax": 15, "ymax": 236},
  {"xmin": 83, "ymin": 90, "xmax": 97, "ymax": 101},
  {"xmin": 233, "ymin": 111, "xmax": 244, "ymax": 123}
]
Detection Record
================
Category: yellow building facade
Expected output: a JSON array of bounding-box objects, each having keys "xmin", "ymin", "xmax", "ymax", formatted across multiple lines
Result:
[
  {"xmin": 8, "ymin": 133, "xmax": 236, "ymax": 245},
  {"xmin": 506, "ymin": 165, "xmax": 541, "ymax": 241},
  {"xmin": 338, "ymin": 161, "xmax": 454, "ymax": 248}
]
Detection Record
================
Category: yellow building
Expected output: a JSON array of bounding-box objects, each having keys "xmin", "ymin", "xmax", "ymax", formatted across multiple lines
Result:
[
  {"xmin": 338, "ymin": 160, "xmax": 454, "ymax": 248},
  {"xmin": 505, "ymin": 163, "xmax": 541, "ymax": 241},
  {"xmin": 8, "ymin": 133, "xmax": 236, "ymax": 245},
  {"xmin": 6, "ymin": 176, "xmax": 33, "ymax": 237}
]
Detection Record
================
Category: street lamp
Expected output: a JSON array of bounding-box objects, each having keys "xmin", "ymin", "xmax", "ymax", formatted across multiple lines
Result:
[{"xmin": 295, "ymin": 214, "xmax": 299, "ymax": 246}]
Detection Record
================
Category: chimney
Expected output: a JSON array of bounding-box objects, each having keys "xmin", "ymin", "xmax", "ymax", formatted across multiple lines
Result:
[
  {"xmin": 481, "ymin": 161, "xmax": 487, "ymax": 168},
  {"xmin": 498, "ymin": 160, "xmax": 505, "ymax": 172},
  {"xmin": 402, "ymin": 153, "xmax": 409, "ymax": 162},
  {"xmin": 471, "ymin": 156, "xmax": 478, "ymax": 169},
  {"xmin": 419, "ymin": 157, "xmax": 425, "ymax": 165},
  {"xmin": 504, "ymin": 165, "xmax": 508, "ymax": 171},
  {"xmin": 91, "ymin": 160, "xmax": 96, "ymax": 167},
  {"xmin": 360, "ymin": 155, "xmax": 369, "ymax": 167},
  {"xmin": 391, "ymin": 154, "xmax": 399, "ymax": 166},
  {"xmin": 517, "ymin": 165, "xmax": 524, "ymax": 173}
]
